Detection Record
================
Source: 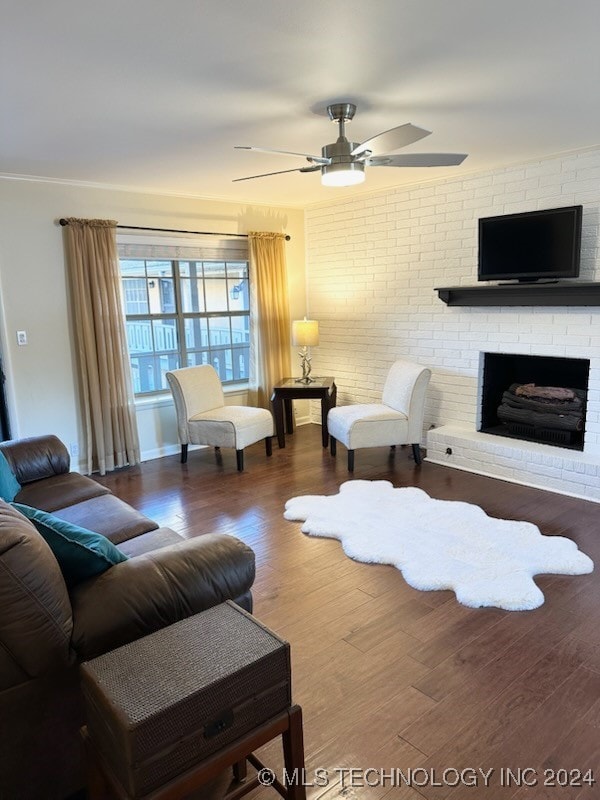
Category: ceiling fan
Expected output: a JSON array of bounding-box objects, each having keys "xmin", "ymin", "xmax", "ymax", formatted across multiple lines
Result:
[{"xmin": 233, "ymin": 102, "xmax": 467, "ymax": 187}]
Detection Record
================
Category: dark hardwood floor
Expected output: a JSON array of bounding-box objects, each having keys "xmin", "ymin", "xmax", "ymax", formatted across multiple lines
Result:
[{"xmin": 96, "ymin": 425, "xmax": 600, "ymax": 800}]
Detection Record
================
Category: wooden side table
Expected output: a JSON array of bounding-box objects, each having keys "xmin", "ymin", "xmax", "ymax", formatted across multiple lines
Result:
[
  {"xmin": 271, "ymin": 378, "xmax": 337, "ymax": 448},
  {"xmin": 83, "ymin": 706, "xmax": 306, "ymax": 800}
]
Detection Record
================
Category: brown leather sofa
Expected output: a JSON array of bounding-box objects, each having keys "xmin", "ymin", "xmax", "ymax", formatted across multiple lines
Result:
[{"xmin": 0, "ymin": 435, "xmax": 256, "ymax": 800}]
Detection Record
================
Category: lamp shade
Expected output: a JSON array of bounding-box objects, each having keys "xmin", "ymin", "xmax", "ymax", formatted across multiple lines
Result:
[{"xmin": 292, "ymin": 318, "xmax": 319, "ymax": 347}]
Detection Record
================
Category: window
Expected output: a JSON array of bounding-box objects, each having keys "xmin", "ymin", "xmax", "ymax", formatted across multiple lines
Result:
[{"xmin": 118, "ymin": 237, "xmax": 250, "ymax": 395}]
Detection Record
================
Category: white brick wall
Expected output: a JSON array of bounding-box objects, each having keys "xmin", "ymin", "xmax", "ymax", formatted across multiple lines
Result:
[{"xmin": 305, "ymin": 147, "xmax": 600, "ymax": 500}]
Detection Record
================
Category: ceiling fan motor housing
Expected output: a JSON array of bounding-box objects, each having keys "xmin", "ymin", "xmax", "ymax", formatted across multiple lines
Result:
[{"xmin": 320, "ymin": 139, "xmax": 365, "ymax": 185}]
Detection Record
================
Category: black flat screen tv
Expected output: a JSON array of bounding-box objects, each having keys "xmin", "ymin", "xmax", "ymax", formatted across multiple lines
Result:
[{"xmin": 478, "ymin": 205, "xmax": 583, "ymax": 282}]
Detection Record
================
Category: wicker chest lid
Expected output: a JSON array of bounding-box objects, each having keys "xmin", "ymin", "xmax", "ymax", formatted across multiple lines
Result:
[
  {"xmin": 82, "ymin": 602, "xmax": 286, "ymax": 721},
  {"xmin": 80, "ymin": 601, "xmax": 291, "ymax": 794}
]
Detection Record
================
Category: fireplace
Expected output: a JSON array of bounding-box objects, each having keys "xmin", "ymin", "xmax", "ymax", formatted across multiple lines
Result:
[{"xmin": 479, "ymin": 352, "xmax": 590, "ymax": 451}]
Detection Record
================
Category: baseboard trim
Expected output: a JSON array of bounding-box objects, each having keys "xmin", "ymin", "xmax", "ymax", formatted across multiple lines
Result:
[{"xmin": 425, "ymin": 455, "xmax": 600, "ymax": 504}]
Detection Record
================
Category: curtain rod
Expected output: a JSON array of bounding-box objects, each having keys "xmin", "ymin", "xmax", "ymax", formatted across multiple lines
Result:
[{"xmin": 58, "ymin": 219, "xmax": 291, "ymax": 241}]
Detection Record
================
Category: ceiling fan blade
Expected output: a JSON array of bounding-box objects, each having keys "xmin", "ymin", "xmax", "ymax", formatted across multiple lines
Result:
[
  {"xmin": 232, "ymin": 165, "xmax": 321, "ymax": 182},
  {"xmin": 365, "ymin": 153, "xmax": 468, "ymax": 167},
  {"xmin": 234, "ymin": 146, "xmax": 330, "ymax": 165},
  {"xmin": 352, "ymin": 123, "xmax": 431, "ymax": 157}
]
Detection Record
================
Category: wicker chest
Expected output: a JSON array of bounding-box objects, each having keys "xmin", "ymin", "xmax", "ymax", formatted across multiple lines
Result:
[{"xmin": 80, "ymin": 601, "xmax": 291, "ymax": 797}]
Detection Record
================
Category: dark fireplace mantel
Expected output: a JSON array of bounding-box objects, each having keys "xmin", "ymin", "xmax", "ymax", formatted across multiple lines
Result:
[{"xmin": 436, "ymin": 281, "xmax": 600, "ymax": 307}]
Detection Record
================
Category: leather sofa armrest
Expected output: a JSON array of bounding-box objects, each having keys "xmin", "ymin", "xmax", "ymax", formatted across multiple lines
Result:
[
  {"xmin": 0, "ymin": 435, "xmax": 70, "ymax": 485},
  {"xmin": 70, "ymin": 534, "xmax": 255, "ymax": 660}
]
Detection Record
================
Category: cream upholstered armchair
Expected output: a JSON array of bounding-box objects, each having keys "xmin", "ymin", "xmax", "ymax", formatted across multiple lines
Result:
[
  {"xmin": 327, "ymin": 359, "xmax": 431, "ymax": 472},
  {"xmin": 166, "ymin": 365, "xmax": 273, "ymax": 472}
]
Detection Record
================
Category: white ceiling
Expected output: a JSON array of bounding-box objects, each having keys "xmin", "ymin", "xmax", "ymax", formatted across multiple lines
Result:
[{"xmin": 2, "ymin": 0, "xmax": 600, "ymax": 208}]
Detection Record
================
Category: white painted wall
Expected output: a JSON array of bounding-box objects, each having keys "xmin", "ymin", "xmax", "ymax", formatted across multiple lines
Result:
[
  {"xmin": 0, "ymin": 179, "xmax": 306, "ymax": 467},
  {"xmin": 305, "ymin": 147, "xmax": 600, "ymax": 498}
]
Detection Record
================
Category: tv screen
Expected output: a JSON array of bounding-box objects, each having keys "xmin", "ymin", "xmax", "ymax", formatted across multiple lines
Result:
[{"xmin": 478, "ymin": 205, "xmax": 582, "ymax": 282}]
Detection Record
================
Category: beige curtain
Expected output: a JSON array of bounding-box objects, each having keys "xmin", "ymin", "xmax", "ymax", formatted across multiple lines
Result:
[
  {"xmin": 248, "ymin": 232, "xmax": 292, "ymax": 408},
  {"xmin": 63, "ymin": 218, "xmax": 140, "ymax": 475}
]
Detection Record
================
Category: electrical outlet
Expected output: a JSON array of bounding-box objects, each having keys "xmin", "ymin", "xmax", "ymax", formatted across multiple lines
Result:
[
  {"xmin": 16, "ymin": 330, "xmax": 27, "ymax": 346},
  {"xmin": 70, "ymin": 442, "xmax": 80, "ymax": 457}
]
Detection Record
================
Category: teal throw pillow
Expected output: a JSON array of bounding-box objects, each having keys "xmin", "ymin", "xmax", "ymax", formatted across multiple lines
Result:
[
  {"xmin": 12, "ymin": 503, "xmax": 128, "ymax": 588},
  {"xmin": 0, "ymin": 450, "xmax": 21, "ymax": 502}
]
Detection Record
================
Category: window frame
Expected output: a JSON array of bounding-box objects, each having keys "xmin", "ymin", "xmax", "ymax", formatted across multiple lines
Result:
[{"xmin": 118, "ymin": 236, "xmax": 251, "ymax": 397}]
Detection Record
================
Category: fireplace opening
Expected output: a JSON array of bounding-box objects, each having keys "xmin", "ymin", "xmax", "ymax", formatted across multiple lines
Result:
[{"xmin": 479, "ymin": 353, "xmax": 590, "ymax": 451}]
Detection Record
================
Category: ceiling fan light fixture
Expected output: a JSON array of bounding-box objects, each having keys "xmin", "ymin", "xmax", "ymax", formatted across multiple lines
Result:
[{"xmin": 321, "ymin": 162, "xmax": 365, "ymax": 187}]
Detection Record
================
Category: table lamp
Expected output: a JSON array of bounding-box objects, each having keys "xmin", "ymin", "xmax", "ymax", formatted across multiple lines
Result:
[{"xmin": 292, "ymin": 318, "xmax": 319, "ymax": 383}]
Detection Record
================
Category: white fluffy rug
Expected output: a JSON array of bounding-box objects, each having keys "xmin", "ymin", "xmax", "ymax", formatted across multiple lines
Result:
[{"xmin": 284, "ymin": 480, "xmax": 594, "ymax": 611}]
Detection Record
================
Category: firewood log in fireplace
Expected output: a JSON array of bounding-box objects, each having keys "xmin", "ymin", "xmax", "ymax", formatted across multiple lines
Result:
[
  {"xmin": 508, "ymin": 383, "xmax": 586, "ymax": 405},
  {"xmin": 513, "ymin": 383, "xmax": 578, "ymax": 401},
  {"xmin": 497, "ymin": 403, "xmax": 584, "ymax": 432},
  {"xmin": 501, "ymin": 390, "xmax": 584, "ymax": 415}
]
